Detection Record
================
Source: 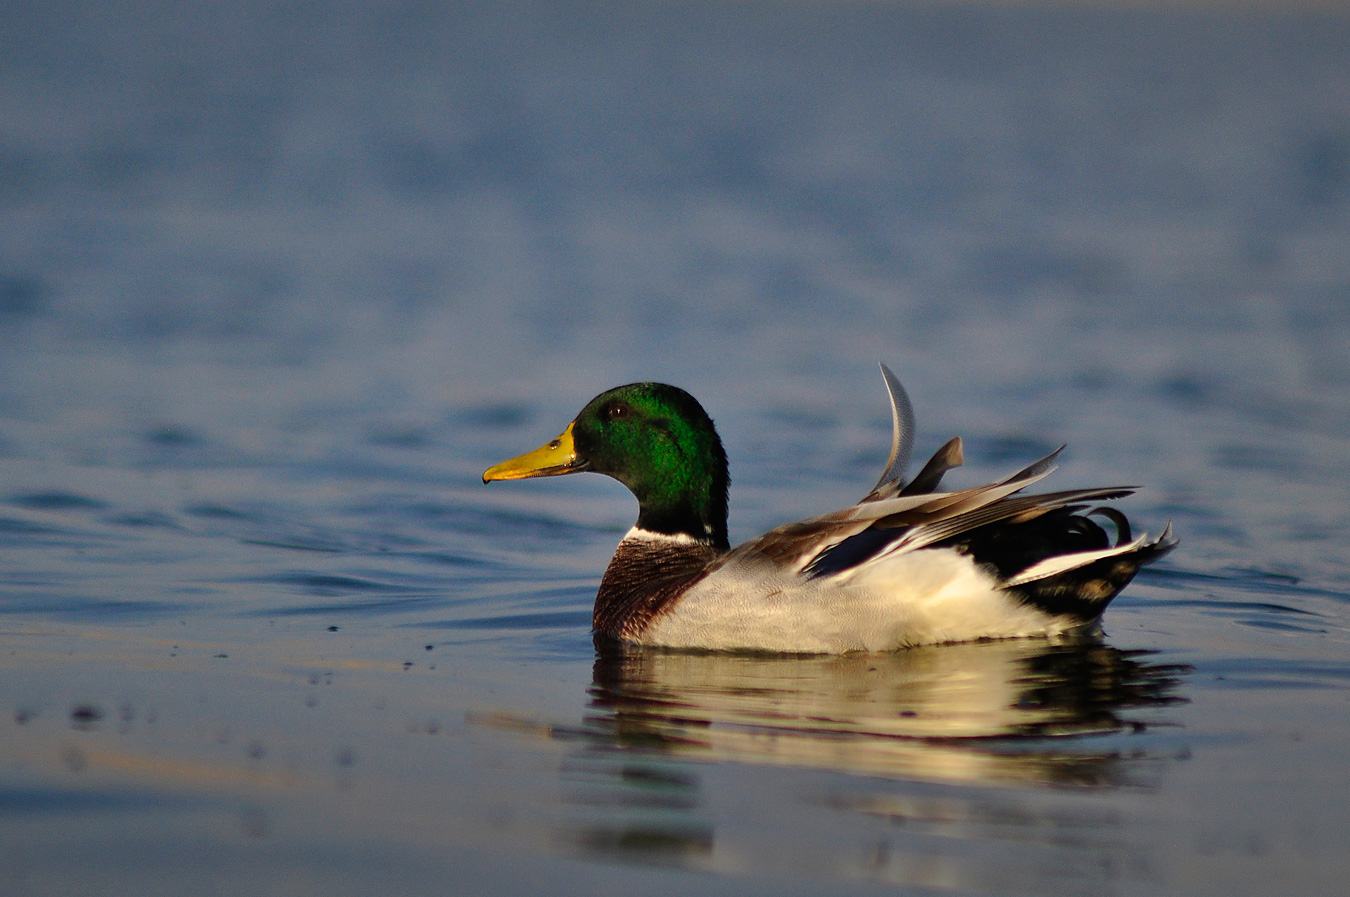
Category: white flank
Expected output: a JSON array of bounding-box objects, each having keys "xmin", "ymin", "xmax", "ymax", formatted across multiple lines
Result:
[{"xmin": 643, "ymin": 547, "xmax": 1069, "ymax": 654}]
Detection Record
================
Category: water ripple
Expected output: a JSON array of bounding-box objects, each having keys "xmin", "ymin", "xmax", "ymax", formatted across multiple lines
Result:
[
  {"xmin": 0, "ymin": 787, "xmax": 199, "ymax": 816},
  {"xmin": 0, "ymin": 595, "xmax": 190, "ymax": 620},
  {"xmin": 1202, "ymin": 657, "xmax": 1350, "ymax": 690},
  {"xmin": 7, "ymin": 491, "xmax": 109, "ymax": 512},
  {"xmin": 252, "ymin": 596, "xmax": 440, "ymax": 618},
  {"xmin": 424, "ymin": 610, "xmax": 593, "ymax": 631},
  {"xmin": 1137, "ymin": 566, "xmax": 1350, "ymax": 604}
]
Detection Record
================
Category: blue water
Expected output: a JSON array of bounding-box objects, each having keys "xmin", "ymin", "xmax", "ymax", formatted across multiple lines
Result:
[{"xmin": 2, "ymin": 2, "xmax": 1349, "ymax": 894}]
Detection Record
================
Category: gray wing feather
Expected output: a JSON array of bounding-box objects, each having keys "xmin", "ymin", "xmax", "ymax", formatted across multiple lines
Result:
[
  {"xmin": 862, "ymin": 363, "xmax": 916, "ymax": 502},
  {"xmin": 866, "ymin": 485, "xmax": 1139, "ymax": 562},
  {"xmin": 739, "ymin": 452, "xmax": 1067, "ymax": 573},
  {"xmin": 900, "ymin": 436, "xmax": 964, "ymax": 495}
]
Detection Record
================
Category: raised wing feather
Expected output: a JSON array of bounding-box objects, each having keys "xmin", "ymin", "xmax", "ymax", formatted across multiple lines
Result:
[
  {"xmin": 861, "ymin": 363, "xmax": 916, "ymax": 503},
  {"xmin": 900, "ymin": 436, "xmax": 964, "ymax": 495},
  {"xmin": 727, "ymin": 368, "xmax": 1161, "ymax": 595}
]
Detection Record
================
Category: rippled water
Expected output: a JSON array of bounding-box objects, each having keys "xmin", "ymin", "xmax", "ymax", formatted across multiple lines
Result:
[{"xmin": 2, "ymin": 2, "xmax": 1349, "ymax": 894}]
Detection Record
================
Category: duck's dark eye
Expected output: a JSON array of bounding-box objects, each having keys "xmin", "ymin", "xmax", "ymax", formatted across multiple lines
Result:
[{"xmin": 606, "ymin": 402, "xmax": 630, "ymax": 421}]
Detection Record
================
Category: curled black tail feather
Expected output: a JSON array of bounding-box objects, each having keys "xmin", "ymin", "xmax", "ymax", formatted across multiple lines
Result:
[{"xmin": 945, "ymin": 510, "xmax": 1176, "ymax": 622}]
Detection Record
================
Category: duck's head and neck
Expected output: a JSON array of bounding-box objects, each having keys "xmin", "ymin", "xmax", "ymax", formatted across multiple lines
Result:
[{"xmin": 483, "ymin": 383, "xmax": 730, "ymax": 551}]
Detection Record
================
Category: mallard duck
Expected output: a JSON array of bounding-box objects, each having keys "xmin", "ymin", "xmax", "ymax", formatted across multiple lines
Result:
[{"xmin": 483, "ymin": 366, "xmax": 1176, "ymax": 653}]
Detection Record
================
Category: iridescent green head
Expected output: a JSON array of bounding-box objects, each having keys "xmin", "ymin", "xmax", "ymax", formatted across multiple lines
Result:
[{"xmin": 483, "ymin": 383, "xmax": 730, "ymax": 549}]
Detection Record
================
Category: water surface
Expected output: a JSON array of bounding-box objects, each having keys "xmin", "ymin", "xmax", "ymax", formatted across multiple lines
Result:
[{"xmin": 2, "ymin": 2, "xmax": 1349, "ymax": 894}]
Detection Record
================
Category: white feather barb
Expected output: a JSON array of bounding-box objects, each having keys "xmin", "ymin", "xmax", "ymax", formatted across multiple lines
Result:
[{"xmin": 1000, "ymin": 534, "xmax": 1152, "ymax": 587}]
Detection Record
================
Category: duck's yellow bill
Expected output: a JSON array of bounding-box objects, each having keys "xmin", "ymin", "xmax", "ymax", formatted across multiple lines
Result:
[{"xmin": 482, "ymin": 422, "xmax": 587, "ymax": 483}]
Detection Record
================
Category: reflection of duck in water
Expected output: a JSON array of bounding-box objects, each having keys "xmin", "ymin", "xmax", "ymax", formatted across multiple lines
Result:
[
  {"xmin": 499, "ymin": 642, "xmax": 1189, "ymax": 872},
  {"xmin": 485, "ymin": 365, "xmax": 1176, "ymax": 652},
  {"xmin": 583, "ymin": 640, "xmax": 1189, "ymax": 788}
]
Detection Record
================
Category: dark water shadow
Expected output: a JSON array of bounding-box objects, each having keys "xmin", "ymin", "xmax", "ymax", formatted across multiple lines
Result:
[
  {"xmin": 0, "ymin": 786, "xmax": 200, "ymax": 817},
  {"xmin": 0, "ymin": 594, "xmax": 190, "ymax": 621}
]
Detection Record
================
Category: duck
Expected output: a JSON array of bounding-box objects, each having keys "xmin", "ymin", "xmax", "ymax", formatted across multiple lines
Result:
[{"xmin": 483, "ymin": 365, "xmax": 1177, "ymax": 654}]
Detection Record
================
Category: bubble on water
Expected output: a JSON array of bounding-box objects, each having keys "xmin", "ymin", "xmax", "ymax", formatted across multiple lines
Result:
[
  {"xmin": 70, "ymin": 704, "xmax": 103, "ymax": 730},
  {"xmin": 146, "ymin": 425, "xmax": 200, "ymax": 447}
]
